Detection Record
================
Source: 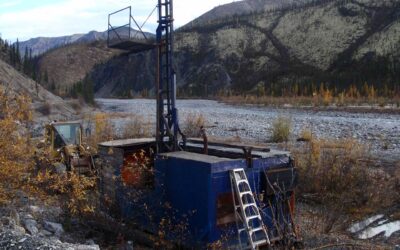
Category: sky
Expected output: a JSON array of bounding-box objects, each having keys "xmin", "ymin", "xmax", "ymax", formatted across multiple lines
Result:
[{"xmin": 0, "ymin": 0, "xmax": 237, "ymax": 42}]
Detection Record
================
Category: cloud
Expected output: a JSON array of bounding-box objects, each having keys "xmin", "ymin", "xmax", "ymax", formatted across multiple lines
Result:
[
  {"xmin": 0, "ymin": 1, "xmax": 21, "ymax": 9},
  {"xmin": 0, "ymin": 0, "xmax": 236, "ymax": 41}
]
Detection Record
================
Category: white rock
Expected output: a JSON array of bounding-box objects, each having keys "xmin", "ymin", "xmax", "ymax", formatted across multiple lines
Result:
[
  {"xmin": 18, "ymin": 237, "xmax": 27, "ymax": 243},
  {"xmin": 29, "ymin": 206, "xmax": 42, "ymax": 214},
  {"xmin": 74, "ymin": 245, "xmax": 101, "ymax": 250}
]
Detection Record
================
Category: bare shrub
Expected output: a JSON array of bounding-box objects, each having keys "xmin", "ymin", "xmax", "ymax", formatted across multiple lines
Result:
[
  {"xmin": 271, "ymin": 116, "xmax": 291, "ymax": 142},
  {"xmin": 183, "ymin": 113, "xmax": 206, "ymax": 137},
  {"xmin": 122, "ymin": 115, "xmax": 151, "ymax": 139},
  {"xmin": 298, "ymin": 128, "xmax": 313, "ymax": 142},
  {"xmin": 36, "ymin": 102, "xmax": 51, "ymax": 115},
  {"xmin": 293, "ymin": 138, "xmax": 399, "ymax": 216}
]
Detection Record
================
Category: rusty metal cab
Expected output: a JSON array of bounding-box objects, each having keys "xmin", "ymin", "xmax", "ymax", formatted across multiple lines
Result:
[{"xmin": 43, "ymin": 121, "xmax": 94, "ymax": 174}]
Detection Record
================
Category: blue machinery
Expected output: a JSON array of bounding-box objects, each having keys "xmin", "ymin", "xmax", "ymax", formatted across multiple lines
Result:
[{"xmin": 104, "ymin": 1, "xmax": 300, "ymax": 248}]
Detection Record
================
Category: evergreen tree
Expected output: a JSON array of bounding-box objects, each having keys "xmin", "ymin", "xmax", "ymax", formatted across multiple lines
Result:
[
  {"xmin": 15, "ymin": 39, "xmax": 21, "ymax": 69},
  {"xmin": 44, "ymin": 70, "xmax": 49, "ymax": 84},
  {"xmin": 23, "ymin": 47, "xmax": 29, "ymax": 74}
]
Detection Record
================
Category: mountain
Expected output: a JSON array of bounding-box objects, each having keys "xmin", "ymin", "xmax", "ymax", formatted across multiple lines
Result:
[
  {"xmin": 86, "ymin": 0, "xmax": 400, "ymax": 97},
  {"xmin": 185, "ymin": 0, "xmax": 312, "ymax": 26},
  {"xmin": 18, "ymin": 28, "xmax": 154, "ymax": 56},
  {"xmin": 0, "ymin": 58, "xmax": 75, "ymax": 122},
  {"xmin": 18, "ymin": 33, "xmax": 88, "ymax": 56},
  {"xmin": 34, "ymin": 0, "xmax": 400, "ymax": 98},
  {"xmin": 36, "ymin": 41, "xmax": 121, "ymax": 93},
  {"xmin": 91, "ymin": 50, "xmax": 156, "ymax": 98}
]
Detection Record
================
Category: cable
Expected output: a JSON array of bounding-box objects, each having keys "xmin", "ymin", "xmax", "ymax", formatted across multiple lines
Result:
[{"xmin": 140, "ymin": 6, "xmax": 157, "ymax": 30}]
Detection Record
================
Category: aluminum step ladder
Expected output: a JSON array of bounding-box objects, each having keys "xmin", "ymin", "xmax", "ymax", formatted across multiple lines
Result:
[{"xmin": 230, "ymin": 168, "xmax": 270, "ymax": 250}]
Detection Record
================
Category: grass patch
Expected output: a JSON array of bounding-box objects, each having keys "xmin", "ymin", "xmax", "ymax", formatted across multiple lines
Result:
[
  {"xmin": 182, "ymin": 113, "xmax": 206, "ymax": 137},
  {"xmin": 298, "ymin": 128, "xmax": 313, "ymax": 142},
  {"xmin": 122, "ymin": 115, "xmax": 151, "ymax": 139},
  {"xmin": 293, "ymin": 137, "xmax": 400, "ymax": 218},
  {"xmin": 271, "ymin": 116, "xmax": 291, "ymax": 143}
]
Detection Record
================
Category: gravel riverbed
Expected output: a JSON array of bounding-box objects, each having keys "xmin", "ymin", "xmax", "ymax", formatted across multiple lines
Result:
[{"xmin": 96, "ymin": 98, "xmax": 400, "ymax": 162}]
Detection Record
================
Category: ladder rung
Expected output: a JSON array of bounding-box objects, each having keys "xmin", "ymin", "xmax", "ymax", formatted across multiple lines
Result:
[
  {"xmin": 253, "ymin": 239, "xmax": 267, "ymax": 246},
  {"xmin": 243, "ymin": 203, "xmax": 257, "ymax": 210},
  {"xmin": 249, "ymin": 227, "xmax": 264, "ymax": 233},
  {"xmin": 247, "ymin": 215, "xmax": 260, "ymax": 221},
  {"xmin": 230, "ymin": 168, "xmax": 270, "ymax": 247},
  {"xmin": 239, "ymin": 191, "xmax": 252, "ymax": 196},
  {"xmin": 236, "ymin": 179, "xmax": 249, "ymax": 185},
  {"xmin": 233, "ymin": 169, "xmax": 244, "ymax": 172}
]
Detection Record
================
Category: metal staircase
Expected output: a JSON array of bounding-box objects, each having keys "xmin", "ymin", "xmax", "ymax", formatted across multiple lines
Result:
[{"xmin": 230, "ymin": 168, "xmax": 270, "ymax": 249}]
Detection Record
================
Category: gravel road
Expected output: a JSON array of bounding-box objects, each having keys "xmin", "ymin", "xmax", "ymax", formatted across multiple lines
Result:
[{"xmin": 96, "ymin": 98, "xmax": 400, "ymax": 162}]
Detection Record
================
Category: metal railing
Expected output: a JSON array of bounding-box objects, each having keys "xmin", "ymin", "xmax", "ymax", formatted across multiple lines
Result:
[{"xmin": 107, "ymin": 6, "xmax": 156, "ymax": 47}]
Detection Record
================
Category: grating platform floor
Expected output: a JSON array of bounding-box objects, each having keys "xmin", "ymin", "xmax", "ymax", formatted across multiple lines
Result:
[{"xmin": 108, "ymin": 40, "xmax": 157, "ymax": 53}]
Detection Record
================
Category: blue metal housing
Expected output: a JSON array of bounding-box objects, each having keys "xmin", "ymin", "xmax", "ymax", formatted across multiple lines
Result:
[{"xmin": 98, "ymin": 139, "xmax": 297, "ymax": 247}]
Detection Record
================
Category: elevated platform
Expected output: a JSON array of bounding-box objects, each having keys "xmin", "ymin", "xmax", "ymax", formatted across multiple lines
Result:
[
  {"xmin": 107, "ymin": 6, "xmax": 157, "ymax": 53},
  {"xmin": 108, "ymin": 39, "xmax": 157, "ymax": 53}
]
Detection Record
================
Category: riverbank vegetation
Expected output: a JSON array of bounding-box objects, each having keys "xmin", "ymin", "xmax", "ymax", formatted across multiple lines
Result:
[{"xmin": 218, "ymin": 82, "xmax": 400, "ymax": 108}]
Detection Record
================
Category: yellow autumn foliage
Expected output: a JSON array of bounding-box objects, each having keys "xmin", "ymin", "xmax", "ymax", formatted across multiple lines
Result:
[
  {"xmin": 35, "ymin": 170, "xmax": 96, "ymax": 215},
  {"xmin": 0, "ymin": 89, "xmax": 33, "ymax": 204},
  {"xmin": 0, "ymin": 89, "xmax": 96, "ymax": 216},
  {"xmin": 94, "ymin": 113, "xmax": 114, "ymax": 143}
]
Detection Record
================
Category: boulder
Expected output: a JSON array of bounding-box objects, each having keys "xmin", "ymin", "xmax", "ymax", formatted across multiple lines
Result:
[
  {"xmin": 43, "ymin": 221, "xmax": 64, "ymax": 236},
  {"xmin": 29, "ymin": 205, "xmax": 43, "ymax": 215},
  {"xmin": 40, "ymin": 229, "xmax": 53, "ymax": 237},
  {"xmin": 23, "ymin": 218, "xmax": 39, "ymax": 235}
]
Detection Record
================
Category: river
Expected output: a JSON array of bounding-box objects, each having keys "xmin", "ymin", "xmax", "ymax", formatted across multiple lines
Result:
[{"xmin": 96, "ymin": 98, "xmax": 400, "ymax": 162}]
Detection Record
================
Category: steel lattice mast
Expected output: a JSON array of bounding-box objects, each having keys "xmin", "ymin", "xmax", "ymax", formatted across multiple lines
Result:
[{"xmin": 156, "ymin": 0, "xmax": 182, "ymax": 152}]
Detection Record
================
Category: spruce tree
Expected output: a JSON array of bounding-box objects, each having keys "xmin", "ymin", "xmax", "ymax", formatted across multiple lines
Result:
[
  {"xmin": 15, "ymin": 39, "xmax": 21, "ymax": 69},
  {"xmin": 23, "ymin": 47, "xmax": 29, "ymax": 74}
]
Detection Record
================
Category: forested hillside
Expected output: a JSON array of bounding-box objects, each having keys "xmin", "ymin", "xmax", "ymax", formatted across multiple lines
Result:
[
  {"xmin": 87, "ymin": 0, "xmax": 400, "ymax": 98},
  {"xmin": 30, "ymin": 0, "xmax": 400, "ymax": 99}
]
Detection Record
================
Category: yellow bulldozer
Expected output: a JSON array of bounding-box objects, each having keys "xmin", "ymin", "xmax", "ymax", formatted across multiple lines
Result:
[{"xmin": 37, "ymin": 121, "xmax": 96, "ymax": 175}]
